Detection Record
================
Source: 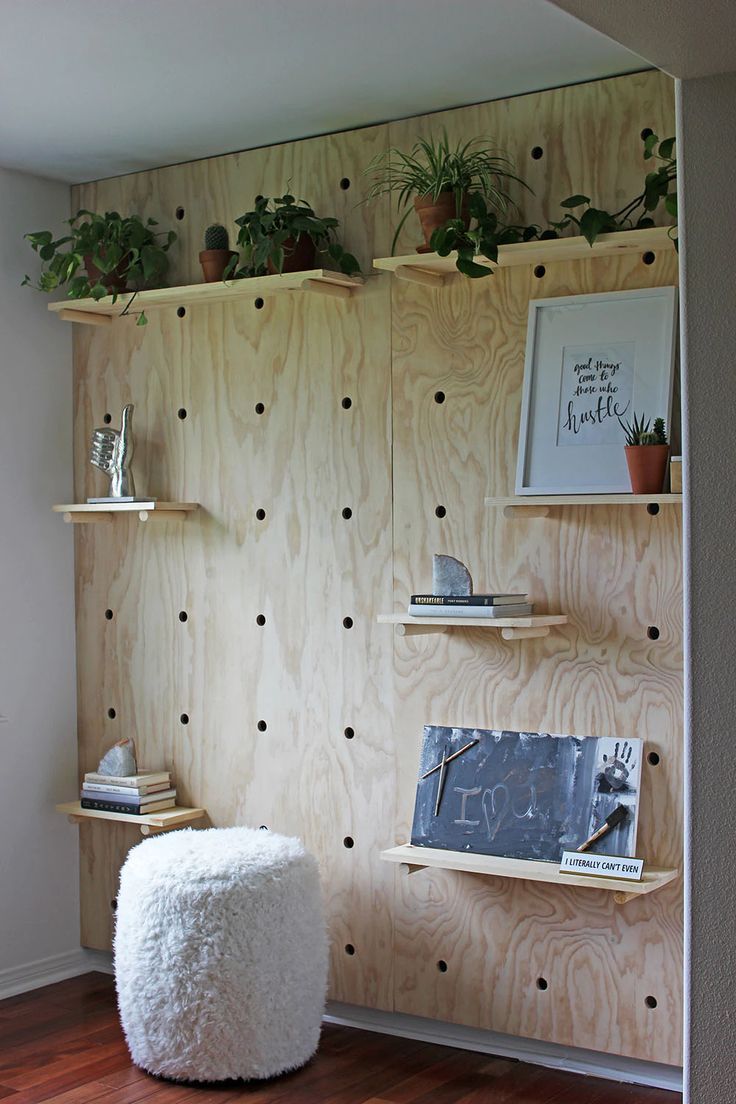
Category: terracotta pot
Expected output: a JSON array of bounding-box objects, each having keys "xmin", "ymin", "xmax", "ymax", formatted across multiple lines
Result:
[
  {"xmin": 414, "ymin": 191, "xmax": 470, "ymax": 252},
  {"xmin": 84, "ymin": 252, "xmax": 129, "ymax": 294},
  {"xmin": 267, "ymin": 235, "xmax": 316, "ymax": 275},
  {"xmin": 624, "ymin": 444, "xmax": 670, "ymax": 494},
  {"xmin": 199, "ymin": 249, "xmax": 238, "ymax": 283}
]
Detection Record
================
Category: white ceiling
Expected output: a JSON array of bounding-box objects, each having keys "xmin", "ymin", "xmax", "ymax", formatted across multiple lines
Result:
[
  {"xmin": 550, "ymin": 0, "xmax": 736, "ymax": 80},
  {"xmin": 0, "ymin": 0, "xmax": 645, "ymax": 185}
]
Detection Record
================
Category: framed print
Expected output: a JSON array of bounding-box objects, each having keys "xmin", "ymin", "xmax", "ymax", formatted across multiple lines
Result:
[{"xmin": 515, "ymin": 287, "xmax": 678, "ymax": 495}]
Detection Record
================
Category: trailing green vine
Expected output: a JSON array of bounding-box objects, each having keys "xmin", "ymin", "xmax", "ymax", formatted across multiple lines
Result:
[{"xmin": 429, "ymin": 133, "xmax": 677, "ymax": 277}]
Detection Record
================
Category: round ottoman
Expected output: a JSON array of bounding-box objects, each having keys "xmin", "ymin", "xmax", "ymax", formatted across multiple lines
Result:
[{"xmin": 114, "ymin": 826, "xmax": 328, "ymax": 1082}]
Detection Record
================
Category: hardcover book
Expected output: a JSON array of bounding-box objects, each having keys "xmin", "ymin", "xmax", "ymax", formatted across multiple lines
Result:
[
  {"xmin": 410, "ymin": 593, "xmax": 527, "ymax": 606},
  {"xmin": 80, "ymin": 797, "xmax": 176, "ymax": 815},
  {"xmin": 408, "ymin": 603, "xmax": 533, "ymax": 618},
  {"xmin": 83, "ymin": 770, "xmax": 171, "ymax": 788},
  {"xmin": 80, "ymin": 787, "xmax": 176, "ymax": 805}
]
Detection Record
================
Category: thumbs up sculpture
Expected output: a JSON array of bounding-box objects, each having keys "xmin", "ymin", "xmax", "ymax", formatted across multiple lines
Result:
[{"xmin": 90, "ymin": 403, "xmax": 137, "ymax": 499}]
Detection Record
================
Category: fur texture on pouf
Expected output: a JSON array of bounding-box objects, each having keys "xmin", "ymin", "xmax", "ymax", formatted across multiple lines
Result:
[{"xmin": 114, "ymin": 826, "xmax": 328, "ymax": 1082}]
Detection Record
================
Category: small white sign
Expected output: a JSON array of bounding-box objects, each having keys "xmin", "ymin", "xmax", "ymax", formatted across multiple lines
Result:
[{"xmin": 559, "ymin": 851, "xmax": 644, "ymax": 882}]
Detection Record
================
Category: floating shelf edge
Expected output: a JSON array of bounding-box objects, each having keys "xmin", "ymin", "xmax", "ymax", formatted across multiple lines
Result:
[
  {"xmin": 48, "ymin": 269, "xmax": 364, "ymax": 321},
  {"xmin": 381, "ymin": 844, "xmax": 677, "ymax": 902}
]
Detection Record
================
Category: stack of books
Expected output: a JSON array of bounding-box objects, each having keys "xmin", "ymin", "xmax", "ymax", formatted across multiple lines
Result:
[
  {"xmin": 408, "ymin": 593, "xmax": 533, "ymax": 618},
  {"xmin": 80, "ymin": 770, "xmax": 176, "ymax": 816}
]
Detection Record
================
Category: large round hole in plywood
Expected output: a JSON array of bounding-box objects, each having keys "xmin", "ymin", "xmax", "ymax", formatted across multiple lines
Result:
[{"xmin": 105, "ymin": 609, "xmax": 114, "ymax": 620}]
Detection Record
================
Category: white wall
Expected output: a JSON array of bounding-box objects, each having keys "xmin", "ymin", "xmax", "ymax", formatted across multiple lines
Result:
[
  {"xmin": 0, "ymin": 166, "xmax": 80, "ymax": 989},
  {"xmin": 677, "ymin": 72, "xmax": 736, "ymax": 1104}
]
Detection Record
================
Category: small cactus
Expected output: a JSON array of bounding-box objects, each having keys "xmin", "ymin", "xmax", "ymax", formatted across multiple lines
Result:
[
  {"xmin": 639, "ymin": 431, "xmax": 659, "ymax": 445},
  {"xmin": 204, "ymin": 224, "xmax": 229, "ymax": 251},
  {"xmin": 653, "ymin": 417, "xmax": 668, "ymax": 444}
]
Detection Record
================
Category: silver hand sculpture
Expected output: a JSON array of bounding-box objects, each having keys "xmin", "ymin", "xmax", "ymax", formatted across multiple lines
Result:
[{"xmin": 90, "ymin": 403, "xmax": 136, "ymax": 498}]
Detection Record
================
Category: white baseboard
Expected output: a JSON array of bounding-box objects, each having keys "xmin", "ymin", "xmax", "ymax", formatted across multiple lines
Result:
[
  {"xmin": 0, "ymin": 947, "xmax": 113, "ymax": 1000},
  {"xmin": 325, "ymin": 1001, "xmax": 683, "ymax": 1093}
]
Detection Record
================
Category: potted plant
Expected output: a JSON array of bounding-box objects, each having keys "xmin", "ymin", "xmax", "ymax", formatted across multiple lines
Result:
[
  {"xmin": 23, "ymin": 209, "xmax": 176, "ymax": 325},
  {"xmin": 618, "ymin": 413, "xmax": 670, "ymax": 493},
  {"xmin": 226, "ymin": 195, "xmax": 359, "ymax": 279},
  {"xmin": 363, "ymin": 129, "xmax": 529, "ymax": 254},
  {"xmin": 199, "ymin": 224, "xmax": 238, "ymax": 282},
  {"xmin": 430, "ymin": 193, "xmax": 558, "ymax": 277}
]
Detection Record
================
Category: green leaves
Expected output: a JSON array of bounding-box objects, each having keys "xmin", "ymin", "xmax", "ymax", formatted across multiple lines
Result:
[
  {"xmin": 231, "ymin": 194, "xmax": 360, "ymax": 277},
  {"xmin": 22, "ymin": 210, "xmax": 176, "ymax": 300},
  {"xmin": 560, "ymin": 194, "xmax": 590, "ymax": 209},
  {"xmin": 618, "ymin": 411, "xmax": 666, "ymax": 446},
  {"xmin": 552, "ymin": 131, "xmax": 677, "ymax": 248},
  {"xmin": 363, "ymin": 129, "xmax": 530, "ymax": 227},
  {"xmin": 579, "ymin": 207, "xmax": 617, "ymax": 246}
]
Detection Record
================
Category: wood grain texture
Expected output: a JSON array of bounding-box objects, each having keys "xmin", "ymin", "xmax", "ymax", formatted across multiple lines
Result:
[{"xmin": 66, "ymin": 71, "xmax": 682, "ymax": 1063}]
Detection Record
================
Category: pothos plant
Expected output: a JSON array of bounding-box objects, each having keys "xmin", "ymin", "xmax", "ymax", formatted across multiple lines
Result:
[
  {"xmin": 555, "ymin": 134, "xmax": 677, "ymax": 246},
  {"xmin": 225, "ymin": 194, "xmax": 359, "ymax": 278},
  {"xmin": 22, "ymin": 209, "xmax": 177, "ymax": 325},
  {"xmin": 427, "ymin": 133, "xmax": 677, "ymax": 278}
]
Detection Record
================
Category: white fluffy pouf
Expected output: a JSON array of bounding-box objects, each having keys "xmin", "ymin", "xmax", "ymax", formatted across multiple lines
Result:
[{"xmin": 114, "ymin": 826, "xmax": 328, "ymax": 1082}]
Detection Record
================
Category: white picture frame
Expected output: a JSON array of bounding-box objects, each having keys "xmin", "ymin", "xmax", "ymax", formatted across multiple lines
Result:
[{"xmin": 515, "ymin": 287, "xmax": 678, "ymax": 495}]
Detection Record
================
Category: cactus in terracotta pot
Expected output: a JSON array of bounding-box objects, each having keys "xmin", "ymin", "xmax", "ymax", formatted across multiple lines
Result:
[
  {"xmin": 619, "ymin": 413, "xmax": 670, "ymax": 494},
  {"xmin": 199, "ymin": 223, "xmax": 237, "ymax": 283}
]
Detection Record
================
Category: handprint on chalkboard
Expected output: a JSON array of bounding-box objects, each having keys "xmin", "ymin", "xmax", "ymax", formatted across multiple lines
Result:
[{"xmin": 596, "ymin": 740, "xmax": 637, "ymax": 794}]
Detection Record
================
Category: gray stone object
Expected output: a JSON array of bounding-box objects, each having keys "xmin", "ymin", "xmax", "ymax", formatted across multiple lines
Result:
[
  {"xmin": 433, "ymin": 554, "xmax": 473, "ymax": 596},
  {"xmin": 97, "ymin": 738, "xmax": 138, "ymax": 777}
]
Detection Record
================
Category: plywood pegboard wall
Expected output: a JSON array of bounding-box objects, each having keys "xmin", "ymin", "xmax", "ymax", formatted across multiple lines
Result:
[{"xmin": 68, "ymin": 69, "xmax": 682, "ymax": 1064}]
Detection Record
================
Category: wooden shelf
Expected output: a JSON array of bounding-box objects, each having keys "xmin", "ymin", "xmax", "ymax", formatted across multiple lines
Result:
[
  {"xmin": 53, "ymin": 501, "xmax": 199, "ymax": 524},
  {"xmin": 486, "ymin": 494, "xmax": 683, "ymax": 518},
  {"xmin": 377, "ymin": 612, "xmax": 568, "ymax": 641},
  {"xmin": 381, "ymin": 844, "xmax": 677, "ymax": 905},
  {"xmin": 373, "ymin": 227, "xmax": 675, "ymax": 286},
  {"xmin": 48, "ymin": 269, "xmax": 363, "ymax": 325},
  {"xmin": 57, "ymin": 801, "xmax": 206, "ymax": 836}
]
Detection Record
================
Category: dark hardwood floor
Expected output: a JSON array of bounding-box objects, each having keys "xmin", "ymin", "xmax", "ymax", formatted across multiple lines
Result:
[{"xmin": 0, "ymin": 973, "xmax": 680, "ymax": 1103}]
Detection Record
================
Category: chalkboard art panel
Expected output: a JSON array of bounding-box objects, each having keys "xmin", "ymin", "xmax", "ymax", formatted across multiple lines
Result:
[{"xmin": 410, "ymin": 727, "xmax": 642, "ymax": 862}]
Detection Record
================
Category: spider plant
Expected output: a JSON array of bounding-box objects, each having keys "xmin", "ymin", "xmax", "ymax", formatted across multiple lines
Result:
[{"xmin": 364, "ymin": 130, "xmax": 530, "ymax": 253}]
